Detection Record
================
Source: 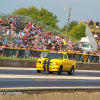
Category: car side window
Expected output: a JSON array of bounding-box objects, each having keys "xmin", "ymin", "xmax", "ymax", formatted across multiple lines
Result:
[{"xmin": 64, "ymin": 54, "xmax": 67, "ymax": 59}]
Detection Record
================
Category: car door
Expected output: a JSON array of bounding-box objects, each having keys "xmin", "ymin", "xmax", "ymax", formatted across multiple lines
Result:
[{"xmin": 63, "ymin": 54, "xmax": 70, "ymax": 71}]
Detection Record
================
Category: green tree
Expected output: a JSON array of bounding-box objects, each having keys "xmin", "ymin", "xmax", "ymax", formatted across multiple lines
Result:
[
  {"xmin": 13, "ymin": 8, "xmax": 28, "ymax": 16},
  {"xmin": 61, "ymin": 21, "xmax": 78, "ymax": 32},
  {"xmin": 12, "ymin": 6, "xmax": 59, "ymax": 29},
  {"xmin": 68, "ymin": 22, "xmax": 86, "ymax": 40},
  {"xmin": 68, "ymin": 21, "xmax": 78, "ymax": 32}
]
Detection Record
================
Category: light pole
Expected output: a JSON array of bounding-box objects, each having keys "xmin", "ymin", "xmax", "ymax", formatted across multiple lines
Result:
[{"xmin": 65, "ymin": 8, "xmax": 71, "ymax": 40}]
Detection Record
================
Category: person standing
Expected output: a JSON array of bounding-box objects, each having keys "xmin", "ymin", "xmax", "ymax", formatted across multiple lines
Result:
[
  {"xmin": 95, "ymin": 20, "xmax": 99, "ymax": 32},
  {"xmin": 90, "ymin": 19, "xmax": 93, "ymax": 31},
  {"xmin": 86, "ymin": 19, "xmax": 89, "ymax": 26},
  {"xmin": 54, "ymin": 41, "xmax": 60, "ymax": 51}
]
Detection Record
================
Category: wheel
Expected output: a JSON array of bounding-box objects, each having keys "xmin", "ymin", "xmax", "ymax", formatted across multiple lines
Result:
[
  {"xmin": 49, "ymin": 71, "xmax": 53, "ymax": 74},
  {"xmin": 68, "ymin": 66, "xmax": 74, "ymax": 75},
  {"xmin": 37, "ymin": 70, "xmax": 41, "ymax": 73},
  {"xmin": 58, "ymin": 67, "xmax": 62, "ymax": 75}
]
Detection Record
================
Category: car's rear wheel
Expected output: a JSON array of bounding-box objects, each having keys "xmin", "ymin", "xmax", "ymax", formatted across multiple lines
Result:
[
  {"xmin": 37, "ymin": 70, "xmax": 41, "ymax": 73},
  {"xmin": 68, "ymin": 66, "xmax": 74, "ymax": 75},
  {"xmin": 58, "ymin": 66, "xmax": 62, "ymax": 75}
]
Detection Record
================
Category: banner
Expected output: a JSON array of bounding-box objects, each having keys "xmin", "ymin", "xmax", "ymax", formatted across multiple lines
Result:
[
  {"xmin": 25, "ymin": 50, "xmax": 30, "ymax": 58},
  {"xmin": 83, "ymin": 55, "xmax": 88, "ymax": 62}
]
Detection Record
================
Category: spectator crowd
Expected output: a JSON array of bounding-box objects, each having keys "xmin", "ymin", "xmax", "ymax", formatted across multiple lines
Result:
[
  {"xmin": 0, "ymin": 16, "xmax": 100, "ymax": 63},
  {"xmin": 86, "ymin": 19, "xmax": 100, "ymax": 50}
]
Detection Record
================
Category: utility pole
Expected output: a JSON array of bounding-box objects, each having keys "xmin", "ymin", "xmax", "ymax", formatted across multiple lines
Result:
[{"xmin": 65, "ymin": 8, "xmax": 71, "ymax": 40}]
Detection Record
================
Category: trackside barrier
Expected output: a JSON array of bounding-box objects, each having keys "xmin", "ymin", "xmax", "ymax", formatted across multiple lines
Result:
[
  {"xmin": 0, "ymin": 47, "xmax": 100, "ymax": 63},
  {"xmin": 0, "ymin": 47, "xmax": 49, "ymax": 59},
  {"xmin": 67, "ymin": 52, "xmax": 100, "ymax": 63}
]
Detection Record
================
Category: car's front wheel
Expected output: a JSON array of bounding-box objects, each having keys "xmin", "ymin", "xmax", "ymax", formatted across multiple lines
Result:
[
  {"xmin": 37, "ymin": 70, "xmax": 41, "ymax": 73},
  {"xmin": 58, "ymin": 66, "xmax": 62, "ymax": 75},
  {"xmin": 68, "ymin": 66, "xmax": 74, "ymax": 75}
]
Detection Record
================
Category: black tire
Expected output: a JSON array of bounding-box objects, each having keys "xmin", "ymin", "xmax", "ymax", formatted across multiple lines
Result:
[
  {"xmin": 68, "ymin": 66, "xmax": 74, "ymax": 75},
  {"xmin": 37, "ymin": 70, "xmax": 41, "ymax": 73},
  {"xmin": 58, "ymin": 66, "xmax": 62, "ymax": 75},
  {"xmin": 49, "ymin": 71, "xmax": 53, "ymax": 74}
]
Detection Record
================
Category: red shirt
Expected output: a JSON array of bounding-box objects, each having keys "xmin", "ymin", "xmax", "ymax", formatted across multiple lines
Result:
[
  {"xmin": 27, "ymin": 32, "xmax": 30, "ymax": 36},
  {"xmin": 29, "ymin": 24, "xmax": 32, "ymax": 28},
  {"xmin": 23, "ymin": 35, "xmax": 26, "ymax": 41}
]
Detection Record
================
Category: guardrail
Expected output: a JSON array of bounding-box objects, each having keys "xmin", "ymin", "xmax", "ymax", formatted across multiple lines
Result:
[{"xmin": 0, "ymin": 47, "xmax": 100, "ymax": 63}]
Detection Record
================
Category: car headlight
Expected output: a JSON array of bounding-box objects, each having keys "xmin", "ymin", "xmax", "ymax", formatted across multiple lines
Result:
[
  {"xmin": 36, "ymin": 61, "xmax": 41, "ymax": 64},
  {"xmin": 53, "ymin": 62, "xmax": 58, "ymax": 65}
]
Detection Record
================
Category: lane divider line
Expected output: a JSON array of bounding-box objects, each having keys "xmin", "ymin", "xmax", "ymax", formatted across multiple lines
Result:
[{"xmin": 0, "ymin": 74, "xmax": 100, "ymax": 80}]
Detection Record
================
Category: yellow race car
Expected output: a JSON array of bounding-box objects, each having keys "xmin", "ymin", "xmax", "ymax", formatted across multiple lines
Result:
[{"xmin": 36, "ymin": 52, "xmax": 76, "ymax": 75}]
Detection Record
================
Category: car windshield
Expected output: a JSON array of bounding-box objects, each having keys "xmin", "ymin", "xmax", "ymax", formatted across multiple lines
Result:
[
  {"xmin": 82, "ymin": 44, "xmax": 92, "ymax": 48},
  {"xmin": 44, "ymin": 53, "xmax": 63, "ymax": 59}
]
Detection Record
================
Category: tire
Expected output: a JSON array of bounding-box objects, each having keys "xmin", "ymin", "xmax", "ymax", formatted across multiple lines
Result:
[
  {"xmin": 58, "ymin": 66, "xmax": 62, "ymax": 75},
  {"xmin": 49, "ymin": 71, "xmax": 53, "ymax": 74},
  {"xmin": 68, "ymin": 66, "xmax": 74, "ymax": 75},
  {"xmin": 37, "ymin": 70, "xmax": 41, "ymax": 73}
]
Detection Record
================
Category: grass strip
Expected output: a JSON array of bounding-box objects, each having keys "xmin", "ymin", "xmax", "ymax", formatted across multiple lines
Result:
[{"xmin": 0, "ymin": 57, "xmax": 38, "ymax": 60}]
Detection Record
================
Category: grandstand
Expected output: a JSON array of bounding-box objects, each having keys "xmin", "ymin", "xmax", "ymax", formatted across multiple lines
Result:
[{"xmin": 0, "ymin": 12, "xmax": 78, "ymax": 43}]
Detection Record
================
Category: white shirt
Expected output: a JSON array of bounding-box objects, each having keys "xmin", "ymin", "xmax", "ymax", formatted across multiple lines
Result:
[
  {"xmin": 94, "ymin": 34, "xmax": 98, "ymax": 38},
  {"xmin": 7, "ymin": 30, "xmax": 9, "ymax": 35}
]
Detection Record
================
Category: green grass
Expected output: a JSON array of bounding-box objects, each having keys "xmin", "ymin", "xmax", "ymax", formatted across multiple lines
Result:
[
  {"xmin": 0, "ymin": 56, "xmax": 38, "ymax": 60},
  {"xmin": 0, "ymin": 56, "xmax": 99, "ymax": 64}
]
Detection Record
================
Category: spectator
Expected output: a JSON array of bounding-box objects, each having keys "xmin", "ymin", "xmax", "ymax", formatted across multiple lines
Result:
[
  {"xmin": 86, "ymin": 19, "xmax": 89, "ymax": 26},
  {"xmin": 36, "ymin": 46, "xmax": 41, "ymax": 58},
  {"xmin": 90, "ymin": 19, "xmax": 93, "ymax": 30},
  {"xmin": 54, "ymin": 41, "xmax": 60, "ymax": 51},
  {"xmin": 93, "ymin": 32, "xmax": 98, "ymax": 39},
  {"xmin": 97, "ymin": 40, "xmax": 100, "ymax": 47},
  {"xmin": 95, "ymin": 20, "xmax": 99, "ymax": 32},
  {"xmin": 0, "ymin": 18, "xmax": 4, "ymax": 25},
  {"xmin": 67, "ymin": 39, "xmax": 72, "ymax": 48}
]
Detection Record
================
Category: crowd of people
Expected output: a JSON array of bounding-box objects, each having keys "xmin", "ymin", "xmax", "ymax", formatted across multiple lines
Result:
[
  {"xmin": 0, "ymin": 16, "xmax": 74, "ymax": 52},
  {"xmin": 0, "ymin": 17, "xmax": 100, "ymax": 63},
  {"xmin": 86, "ymin": 19, "xmax": 100, "ymax": 49}
]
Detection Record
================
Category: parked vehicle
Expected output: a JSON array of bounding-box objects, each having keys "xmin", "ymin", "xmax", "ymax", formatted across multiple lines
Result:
[{"xmin": 80, "ymin": 37, "xmax": 93, "ymax": 52}]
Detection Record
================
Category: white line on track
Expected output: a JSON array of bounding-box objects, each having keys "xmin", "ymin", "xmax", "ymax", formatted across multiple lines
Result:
[
  {"xmin": 0, "ymin": 67, "xmax": 100, "ymax": 80},
  {"xmin": 0, "ymin": 74, "xmax": 100, "ymax": 80},
  {"xmin": 1, "ymin": 87, "xmax": 100, "ymax": 90},
  {"xmin": 0, "ymin": 67, "xmax": 100, "ymax": 73},
  {"xmin": 0, "ymin": 67, "xmax": 36, "ymax": 70}
]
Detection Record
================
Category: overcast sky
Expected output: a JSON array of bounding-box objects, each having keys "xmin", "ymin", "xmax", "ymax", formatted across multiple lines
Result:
[{"xmin": 0, "ymin": 0, "xmax": 100, "ymax": 28}]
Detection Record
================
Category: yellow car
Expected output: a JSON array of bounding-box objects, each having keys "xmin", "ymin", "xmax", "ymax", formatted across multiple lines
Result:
[{"xmin": 36, "ymin": 52, "xmax": 76, "ymax": 75}]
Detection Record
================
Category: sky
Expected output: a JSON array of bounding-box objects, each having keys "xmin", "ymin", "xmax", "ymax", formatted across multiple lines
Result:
[{"xmin": 0, "ymin": 0, "xmax": 100, "ymax": 28}]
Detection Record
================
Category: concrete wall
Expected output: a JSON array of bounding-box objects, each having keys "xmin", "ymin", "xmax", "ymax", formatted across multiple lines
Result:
[
  {"xmin": 0, "ymin": 59, "xmax": 100, "ymax": 70},
  {"xmin": 76, "ymin": 63, "xmax": 100, "ymax": 70},
  {"xmin": 0, "ymin": 59, "xmax": 36, "ymax": 68},
  {"xmin": 0, "ymin": 89, "xmax": 100, "ymax": 100}
]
